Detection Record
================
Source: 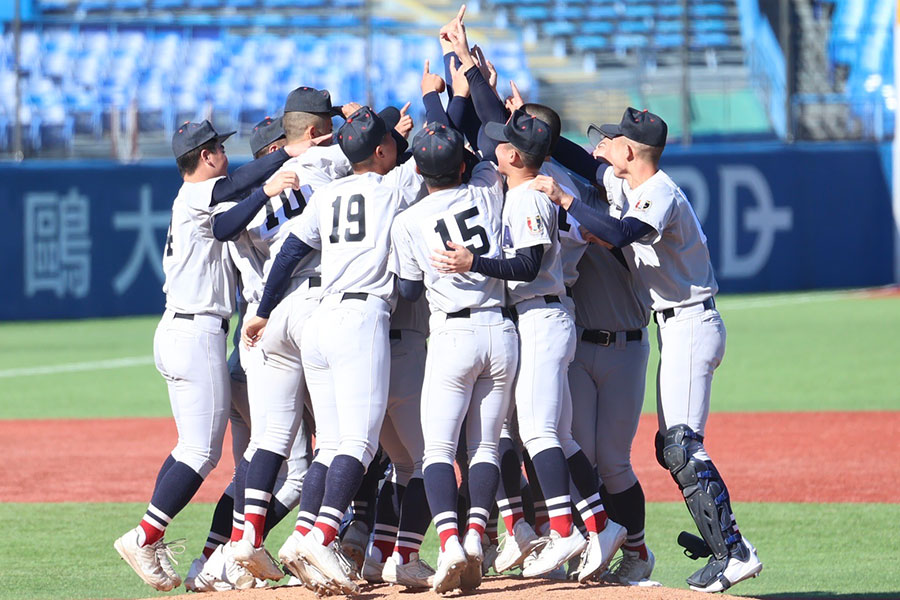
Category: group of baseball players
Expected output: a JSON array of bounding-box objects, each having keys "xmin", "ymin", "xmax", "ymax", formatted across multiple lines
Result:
[{"xmin": 114, "ymin": 6, "xmax": 763, "ymax": 596}]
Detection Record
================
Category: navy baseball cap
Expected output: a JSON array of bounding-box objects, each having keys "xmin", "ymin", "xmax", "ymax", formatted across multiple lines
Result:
[
  {"xmin": 484, "ymin": 109, "xmax": 552, "ymax": 158},
  {"xmin": 588, "ymin": 107, "xmax": 668, "ymax": 148},
  {"xmin": 337, "ymin": 106, "xmax": 400, "ymax": 164},
  {"xmin": 285, "ymin": 86, "xmax": 342, "ymax": 116},
  {"xmin": 172, "ymin": 120, "xmax": 235, "ymax": 159},
  {"xmin": 413, "ymin": 122, "xmax": 464, "ymax": 178},
  {"xmin": 250, "ymin": 116, "xmax": 286, "ymax": 156}
]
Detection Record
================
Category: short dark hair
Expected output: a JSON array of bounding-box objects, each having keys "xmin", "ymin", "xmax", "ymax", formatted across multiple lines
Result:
[
  {"xmin": 176, "ymin": 138, "xmax": 218, "ymax": 177},
  {"xmin": 523, "ymin": 103, "xmax": 561, "ymax": 153},
  {"xmin": 517, "ymin": 149, "xmax": 545, "ymax": 170},
  {"xmin": 423, "ymin": 170, "xmax": 462, "ymax": 190}
]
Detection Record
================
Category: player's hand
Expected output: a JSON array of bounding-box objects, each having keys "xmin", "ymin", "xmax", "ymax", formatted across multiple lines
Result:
[
  {"xmin": 242, "ymin": 316, "xmax": 268, "ymax": 348},
  {"xmin": 395, "ymin": 102, "xmax": 414, "ymax": 138},
  {"xmin": 531, "ymin": 175, "xmax": 574, "ymax": 209},
  {"xmin": 472, "ymin": 46, "xmax": 498, "ymax": 89},
  {"xmin": 263, "ymin": 171, "xmax": 300, "ymax": 197},
  {"xmin": 422, "ymin": 59, "xmax": 447, "ymax": 96},
  {"xmin": 431, "ymin": 241, "xmax": 474, "ymax": 274},
  {"xmin": 439, "ymin": 4, "xmax": 466, "ymax": 46},
  {"xmin": 283, "ymin": 132, "xmax": 332, "ymax": 157},
  {"xmin": 449, "ymin": 56, "xmax": 470, "ymax": 98},
  {"xmin": 505, "ymin": 79, "xmax": 525, "ymax": 112},
  {"xmin": 342, "ymin": 102, "xmax": 363, "ymax": 118},
  {"xmin": 580, "ymin": 226, "xmax": 614, "ymax": 249}
]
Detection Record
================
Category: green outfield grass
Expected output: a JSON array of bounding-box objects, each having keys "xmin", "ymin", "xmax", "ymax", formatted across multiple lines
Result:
[
  {"xmin": 1, "ymin": 501, "xmax": 898, "ymax": 600},
  {"xmin": 0, "ymin": 290, "xmax": 898, "ymax": 419}
]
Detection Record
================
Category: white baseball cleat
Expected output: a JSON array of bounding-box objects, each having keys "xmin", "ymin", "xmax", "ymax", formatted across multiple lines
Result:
[
  {"xmin": 494, "ymin": 519, "xmax": 541, "ymax": 573},
  {"xmin": 340, "ymin": 521, "xmax": 369, "ymax": 571},
  {"xmin": 431, "ymin": 536, "xmax": 467, "ymax": 594},
  {"xmin": 279, "ymin": 531, "xmax": 334, "ymax": 595},
  {"xmin": 231, "ymin": 538, "xmax": 284, "ymax": 581},
  {"xmin": 386, "ymin": 552, "xmax": 435, "ymax": 588},
  {"xmin": 521, "ymin": 528, "xmax": 587, "ymax": 577},
  {"xmin": 362, "ymin": 553, "xmax": 387, "ymax": 584},
  {"xmin": 602, "ymin": 547, "xmax": 656, "ymax": 585},
  {"xmin": 183, "ymin": 556, "xmax": 206, "ymax": 591},
  {"xmin": 113, "ymin": 527, "xmax": 176, "ymax": 592},
  {"xmin": 297, "ymin": 528, "xmax": 359, "ymax": 594},
  {"xmin": 689, "ymin": 536, "xmax": 763, "ymax": 593},
  {"xmin": 460, "ymin": 530, "xmax": 483, "ymax": 590},
  {"xmin": 482, "ymin": 535, "xmax": 499, "ymax": 575},
  {"xmin": 577, "ymin": 520, "xmax": 627, "ymax": 582}
]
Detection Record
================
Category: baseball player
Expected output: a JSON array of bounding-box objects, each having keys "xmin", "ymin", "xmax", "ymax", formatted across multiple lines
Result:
[
  {"xmin": 216, "ymin": 89, "xmax": 357, "ymax": 583},
  {"xmin": 391, "ymin": 120, "xmax": 519, "ymax": 594},
  {"xmin": 244, "ymin": 105, "xmax": 418, "ymax": 595},
  {"xmin": 436, "ymin": 22, "xmax": 629, "ymax": 581},
  {"xmin": 113, "ymin": 120, "xmax": 308, "ymax": 591},
  {"xmin": 533, "ymin": 107, "xmax": 763, "ymax": 593}
]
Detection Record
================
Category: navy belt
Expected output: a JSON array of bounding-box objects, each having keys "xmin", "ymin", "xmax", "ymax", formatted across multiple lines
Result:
[
  {"xmin": 308, "ymin": 276, "xmax": 321, "ymax": 288},
  {"xmin": 389, "ymin": 329, "xmax": 402, "ymax": 340},
  {"xmin": 543, "ymin": 295, "xmax": 561, "ymax": 304},
  {"xmin": 656, "ymin": 297, "xmax": 716, "ymax": 321},
  {"xmin": 581, "ymin": 329, "xmax": 642, "ymax": 346},
  {"xmin": 565, "ymin": 286, "xmax": 574, "ymax": 298},
  {"xmin": 341, "ymin": 292, "xmax": 369, "ymax": 301},
  {"xmin": 173, "ymin": 312, "xmax": 229, "ymax": 333},
  {"xmin": 447, "ymin": 307, "xmax": 513, "ymax": 319}
]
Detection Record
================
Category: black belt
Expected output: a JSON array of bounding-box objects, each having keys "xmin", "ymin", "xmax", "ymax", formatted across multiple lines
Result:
[
  {"xmin": 308, "ymin": 276, "xmax": 321, "ymax": 288},
  {"xmin": 581, "ymin": 328, "xmax": 642, "ymax": 346},
  {"xmin": 173, "ymin": 312, "xmax": 229, "ymax": 333},
  {"xmin": 565, "ymin": 286, "xmax": 574, "ymax": 298},
  {"xmin": 542, "ymin": 295, "xmax": 561, "ymax": 304},
  {"xmin": 341, "ymin": 292, "xmax": 369, "ymax": 301},
  {"xmin": 389, "ymin": 329, "xmax": 402, "ymax": 340},
  {"xmin": 657, "ymin": 297, "xmax": 716, "ymax": 321},
  {"xmin": 447, "ymin": 307, "xmax": 513, "ymax": 319}
]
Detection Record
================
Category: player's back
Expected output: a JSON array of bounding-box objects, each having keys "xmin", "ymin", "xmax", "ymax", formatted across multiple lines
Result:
[
  {"xmin": 541, "ymin": 160, "xmax": 588, "ymax": 288},
  {"xmin": 163, "ymin": 176, "xmax": 237, "ymax": 319},
  {"xmin": 392, "ymin": 161, "xmax": 507, "ymax": 315},
  {"xmin": 295, "ymin": 160, "xmax": 422, "ymax": 301}
]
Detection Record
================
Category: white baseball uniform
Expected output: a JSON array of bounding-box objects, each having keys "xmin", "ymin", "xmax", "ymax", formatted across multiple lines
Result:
[
  {"xmin": 502, "ymin": 181, "xmax": 579, "ymax": 459},
  {"xmin": 603, "ymin": 167, "xmax": 724, "ymax": 437},
  {"xmin": 390, "ymin": 161, "xmax": 518, "ymax": 471},
  {"xmin": 294, "ymin": 159, "xmax": 423, "ymax": 469},
  {"xmin": 155, "ymin": 176, "xmax": 235, "ymax": 478}
]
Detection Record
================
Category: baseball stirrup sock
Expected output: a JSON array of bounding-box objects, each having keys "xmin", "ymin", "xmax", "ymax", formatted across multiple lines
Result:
[
  {"xmin": 295, "ymin": 461, "xmax": 328, "ymax": 535},
  {"xmin": 351, "ymin": 458, "xmax": 384, "ymax": 532},
  {"xmin": 531, "ymin": 448, "xmax": 574, "ymax": 535},
  {"xmin": 603, "ymin": 481, "xmax": 647, "ymax": 557},
  {"xmin": 205, "ymin": 489, "xmax": 234, "ymax": 557},
  {"xmin": 424, "ymin": 463, "xmax": 459, "ymax": 550},
  {"xmin": 485, "ymin": 504, "xmax": 499, "ymax": 545},
  {"xmin": 231, "ymin": 458, "xmax": 249, "ymax": 542},
  {"xmin": 371, "ymin": 481, "xmax": 404, "ymax": 561},
  {"xmin": 263, "ymin": 498, "xmax": 291, "ymax": 536},
  {"xmin": 523, "ymin": 452, "xmax": 548, "ymax": 532},
  {"xmin": 141, "ymin": 461, "xmax": 204, "ymax": 546},
  {"xmin": 243, "ymin": 449, "xmax": 285, "ymax": 547},
  {"xmin": 151, "ymin": 454, "xmax": 177, "ymax": 498},
  {"xmin": 568, "ymin": 451, "xmax": 607, "ymax": 532},
  {"xmin": 393, "ymin": 478, "xmax": 430, "ymax": 564},
  {"xmin": 314, "ymin": 455, "xmax": 365, "ymax": 545},
  {"xmin": 467, "ymin": 462, "xmax": 500, "ymax": 535}
]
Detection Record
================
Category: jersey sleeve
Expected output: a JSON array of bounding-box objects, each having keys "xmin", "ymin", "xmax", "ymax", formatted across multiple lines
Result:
[
  {"xmin": 625, "ymin": 182, "xmax": 675, "ymax": 244},
  {"xmin": 508, "ymin": 190, "xmax": 554, "ymax": 250},
  {"xmin": 389, "ymin": 217, "xmax": 424, "ymax": 281},
  {"xmin": 382, "ymin": 159, "xmax": 425, "ymax": 210},
  {"xmin": 290, "ymin": 192, "xmax": 323, "ymax": 249},
  {"xmin": 185, "ymin": 178, "xmax": 235, "ymax": 238}
]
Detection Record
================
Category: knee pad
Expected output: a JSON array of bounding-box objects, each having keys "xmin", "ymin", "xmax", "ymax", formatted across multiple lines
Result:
[
  {"xmin": 654, "ymin": 431, "xmax": 667, "ymax": 469},
  {"xmin": 662, "ymin": 425, "xmax": 738, "ymax": 561}
]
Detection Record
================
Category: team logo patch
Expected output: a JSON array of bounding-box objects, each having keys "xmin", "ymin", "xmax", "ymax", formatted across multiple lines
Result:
[
  {"xmin": 502, "ymin": 225, "xmax": 513, "ymax": 248},
  {"xmin": 634, "ymin": 198, "xmax": 651, "ymax": 211},
  {"xmin": 526, "ymin": 215, "xmax": 544, "ymax": 235}
]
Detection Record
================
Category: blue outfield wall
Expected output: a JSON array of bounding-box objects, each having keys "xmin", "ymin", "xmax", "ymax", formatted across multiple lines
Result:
[{"xmin": 0, "ymin": 142, "xmax": 895, "ymax": 320}]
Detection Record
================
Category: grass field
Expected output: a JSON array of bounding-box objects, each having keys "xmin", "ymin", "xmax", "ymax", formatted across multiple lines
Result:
[
  {"xmin": 2, "ymin": 290, "xmax": 898, "ymax": 419},
  {"xmin": 1, "ymin": 289, "xmax": 898, "ymax": 599}
]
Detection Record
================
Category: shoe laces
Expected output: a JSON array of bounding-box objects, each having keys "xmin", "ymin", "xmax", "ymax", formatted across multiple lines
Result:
[
  {"xmin": 406, "ymin": 558, "xmax": 436, "ymax": 577},
  {"xmin": 155, "ymin": 538, "xmax": 186, "ymax": 567}
]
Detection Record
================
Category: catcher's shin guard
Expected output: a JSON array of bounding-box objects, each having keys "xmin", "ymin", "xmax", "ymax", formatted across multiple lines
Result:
[{"xmin": 662, "ymin": 425, "xmax": 742, "ymax": 563}]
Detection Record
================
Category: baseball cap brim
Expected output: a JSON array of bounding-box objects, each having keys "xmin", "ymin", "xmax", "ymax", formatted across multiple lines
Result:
[
  {"xmin": 330, "ymin": 105, "xmax": 344, "ymax": 117},
  {"xmin": 216, "ymin": 131, "xmax": 237, "ymax": 144},
  {"xmin": 483, "ymin": 121, "xmax": 509, "ymax": 143},
  {"xmin": 587, "ymin": 123, "xmax": 620, "ymax": 147},
  {"xmin": 378, "ymin": 106, "xmax": 402, "ymax": 131}
]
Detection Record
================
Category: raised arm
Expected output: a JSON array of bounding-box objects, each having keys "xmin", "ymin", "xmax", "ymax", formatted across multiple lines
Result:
[{"xmin": 212, "ymin": 171, "xmax": 301, "ymax": 241}]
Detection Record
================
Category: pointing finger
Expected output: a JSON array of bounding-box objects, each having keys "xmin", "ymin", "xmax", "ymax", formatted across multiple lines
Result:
[
  {"xmin": 400, "ymin": 101, "xmax": 411, "ymax": 116},
  {"xmin": 424, "ymin": 59, "xmax": 430, "ymax": 74}
]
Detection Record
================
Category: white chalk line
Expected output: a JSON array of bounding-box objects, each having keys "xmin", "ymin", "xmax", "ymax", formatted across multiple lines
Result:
[{"xmin": 0, "ymin": 356, "xmax": 154, "ymax": 379}]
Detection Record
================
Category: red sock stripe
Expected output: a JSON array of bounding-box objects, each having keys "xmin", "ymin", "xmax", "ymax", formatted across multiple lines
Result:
[
  {"xmin": 549, "ymin": 514, "xmax": 573, "ymax": 536},
  {"xmin": 244, "ymin": 513, "xmax": 266, "ymax": 547},
  {"xmin": 230, "ymin": 526, "xmax": 243, "ymax": 543},
  {"xmin": 139, "ymin": 519, "xmax": 165, "ymax": 547},
  {"xmin": 438, "ymin": 528, "xmax": 459, "ymax": 551},
  {"xmin": 501, "ymin": 512, "xmax": 523, "ymax": 535},
  {"xmin": 372, "ymin": 539, "xmax": 394, "ymax": 561},
  {"xmin": 295, "ymin": 523, "xmax": 311, "ymax": 535},
  {"xmin": 466, "ymin": 521, "xmax": 486, "ymax": 537},
  {"xmin": 314, "ymin": 521, "xmax": 339, "ymax": 546}
]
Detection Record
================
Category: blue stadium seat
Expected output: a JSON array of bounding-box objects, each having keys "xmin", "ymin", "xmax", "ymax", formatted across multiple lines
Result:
[
  {"xmin": 580, "ymin": 20, "xmax": 614, "ymax": 34},
  {"xmin": 615, "ymin": 33, "xmax": 648, "ymax": 51},
  {"xmin": 619, "ymin": 20, "xmax": 651, "ymax": 34},
  {"xmin": 114, "ymin": 0, "xmax": 146, "ymax": 10},
  {"xmin": 79, "ymin": 0, "xmax": 113, "ymax": 10},
  {"xmin": 516, "ymin": 6, "xmax": 550, "ymax": 20},
  {"xmin": 543, "ymin": 21, "xmax": 576, "ymax": 37},
  {"xmin": 573, "ymin": 35, "xmax": 607, "ymax": 52},
  {"xmin": 624, "ymin": 4, "xmax": 655, "ymax": 18},
  {"xmin": 692, "ymin": 2, "xmax": 728, "ymax": 17},
  {"xmin": 585, "ymin": 5, "xmax": 617, "ymax": 19},
  {"xmin": 656, "ymin": 19, "xmax": 682, "ymax": 33},
  {"xmin": 153, "ymin": 0, "xmax": 185, "ymax": 8},
  {"xmin": 654, "ymin": 32, "xmax": 684, "ymax": 48},
  {"xmin": 692, "ymin": 32, "xmax": 730, "ymax": 48},
  {"xmin": 693, "ymin": 19, "xmax": 727, "ymax": 32},
  {"xmin": 657, "ymin": 4, "xmax": 683, "ymax": 17}
]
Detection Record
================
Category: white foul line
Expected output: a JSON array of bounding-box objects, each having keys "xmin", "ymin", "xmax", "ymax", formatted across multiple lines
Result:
[
  {"xmin": 0, "ymin": 356, "xmax": 154, "ymax": 379},
  {"xmin": 717, "ymin": 290, "xmax": 852, "ymax": 311}
]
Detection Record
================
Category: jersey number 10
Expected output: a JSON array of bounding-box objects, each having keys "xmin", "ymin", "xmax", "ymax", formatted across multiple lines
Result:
[{"xmin": 433, "ymin": 206, "xmax": 490, "ymax": 256}]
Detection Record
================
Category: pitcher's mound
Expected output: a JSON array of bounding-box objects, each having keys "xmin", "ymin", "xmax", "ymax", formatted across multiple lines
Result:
[{"xmin": 152, "ymin": 577, "xmax": 756, "ymax": 600}]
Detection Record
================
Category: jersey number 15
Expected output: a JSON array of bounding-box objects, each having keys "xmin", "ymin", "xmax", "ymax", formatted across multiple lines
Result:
[{"xmin": 433, "ymin": 206, "xmax": 490, "ymax": 256}]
